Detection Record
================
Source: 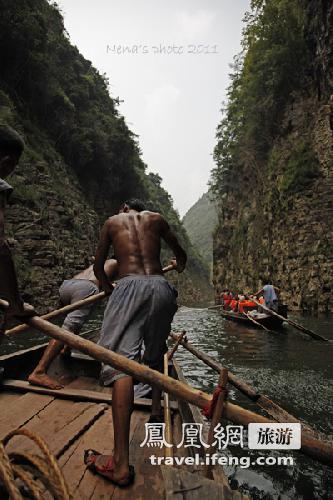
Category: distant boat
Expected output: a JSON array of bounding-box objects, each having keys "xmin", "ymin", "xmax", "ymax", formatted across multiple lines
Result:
[{"xmin": 219, "ymin": 305, "xmax": 288, "ymax": 329}]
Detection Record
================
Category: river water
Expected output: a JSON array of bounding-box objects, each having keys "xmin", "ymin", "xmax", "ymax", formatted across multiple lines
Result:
[
  {"xmin": 173, "ymin": 307, "xmax": 333, "ymax": 500},
  {"xmin": 1, "ymin": 306, "xmax": 333, "ymax": 499}
]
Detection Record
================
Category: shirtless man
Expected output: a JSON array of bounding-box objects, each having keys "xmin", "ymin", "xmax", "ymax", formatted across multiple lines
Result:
[
  {"xmin": 28, "ymin": 258, "xmax": 118, "ymax": 389},
  {"xmin": 84, "ymin": 199, "xmax": 187, "ymax": 487},
  {"xmin": 0, "ymin": 125, "xmax": 34, "ymax": 337}
]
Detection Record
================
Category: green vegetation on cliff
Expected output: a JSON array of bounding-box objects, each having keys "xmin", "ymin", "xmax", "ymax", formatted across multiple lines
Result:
[
  {"xmin": 211, "ymin": 0, "xmax": 333, "ymax": 313},
  {"xmin": 0, "ymin": 0, "xmax": 209, "ymax": 308},
  {"xmin": 211, "ymin": 0, "xmax": 312, "ymax": 197},
  {"xmin": 183, "ymin": 192, "xmax": 217, "ymax": 275}
]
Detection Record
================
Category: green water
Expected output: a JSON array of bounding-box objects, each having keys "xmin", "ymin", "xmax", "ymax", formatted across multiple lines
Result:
[
  {"xmin": 172, "ymin": 307, "xmax": 333, "ymax": 500},
  {"xmin": 1, "ymin": 305, "xmax": 333, "ymax": 499}
]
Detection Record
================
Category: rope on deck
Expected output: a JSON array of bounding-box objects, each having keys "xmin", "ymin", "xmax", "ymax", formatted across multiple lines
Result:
[{"xmin": 0, "ymin": 427, "xmax": 70, "ymax": 499}]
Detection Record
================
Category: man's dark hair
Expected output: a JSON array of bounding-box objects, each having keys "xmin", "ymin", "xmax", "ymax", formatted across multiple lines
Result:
[
  {"xmin": 0, "ymin": 125, "xmax": 25, "ymax": 158},
  {"xmin": 124, "ymin": 199, "xmax": 146, "ymax": 212}
]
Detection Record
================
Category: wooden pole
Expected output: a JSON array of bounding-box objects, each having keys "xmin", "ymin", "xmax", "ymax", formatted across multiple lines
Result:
[
  {"xmin": 252, "ymin": 300, "xmax": 328, "ymax": 341},
  {"xmin": 5, "ymin": 265, "xmax": 175, "ymax": 337},
  {"xmin": 5, "ymin": 292, "xmax": 107, "ymax": 336},
  {"xmin": 19, "ymin": 316, "xmax": 333, "ymax": 467},
  {"xmin": 169, "ymin": 332, "xmax": 316, "ymax": 435},
  {"xmin": 243, "ymin": 311, "xmax": 270, "ymax": 332},
  {"xmin": 168, "ymin": 330, "xmax": 186, "ymax": 360},
  {"xmin": 164, "ymin": 353, "xmax": 173, "ymax": 458},
  {"xmin": 206, "ymin": 369, "xmax": 228, "ymax": 479}
]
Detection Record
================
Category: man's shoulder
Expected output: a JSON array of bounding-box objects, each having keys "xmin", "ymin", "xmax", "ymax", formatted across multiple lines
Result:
[
  {"xmin": 104, "ymin": 214, "xmax": 120, "ymax": 225},
  {"xmin": 142, "ymin": 210, "xmax": 163, "ymax": 219}
]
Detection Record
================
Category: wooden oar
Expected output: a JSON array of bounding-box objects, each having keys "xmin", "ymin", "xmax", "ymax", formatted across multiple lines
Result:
[
  {"xmin": 169, "ymin": 332, "xmax": 316, "ymax": 435},
  {"xmin": 243, "ymin": 310, "xmax": 270, "ymax": 332},
  {"xmin": 5, "ymin": 264, "xmax": 175, "ymax": 337},
  {"xmin": 5, "ymin": 291, "xmax": 107, "ymax": 336},
  {"xmin": 252, "ymin": 299, "xmax": 328, "ymax": 342},
  {"xmin": 163, "ymin": 353, "xmax": 173, "ymax": 458},
  {"xmin": 167, "ymin": 330, "xmax": 186, "ymax": 360},
  {"xmin": 15, "ymin": 315, "xmax": 333, "ymax": 467}
]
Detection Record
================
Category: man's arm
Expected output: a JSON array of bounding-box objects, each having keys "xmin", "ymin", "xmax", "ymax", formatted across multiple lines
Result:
[
  {"xmin": 94, "ymin": 219, "xmax": 114, "ymax": 294},
  {"xmin": 0, "ymin": 201, "xmax": 34, "ymax": 317},
  {"xmin": 0, "ymin": 201, "xmax": 23, "ymax": 312},
  {"xmin": 160, "ymin": 217, "xmax": 187, "ymax": 273}
]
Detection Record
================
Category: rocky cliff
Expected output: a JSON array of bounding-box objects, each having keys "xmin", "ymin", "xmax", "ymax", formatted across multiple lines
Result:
[
  {"xmin": 212, "ymin": 0, "xmax": 333, "ymax": 313},
  {"xmin": 183, "ymin": 192, "xmax": 218, "ymax": 276},
  {"xmin": 0, "ymin": 0, "xmax": 210, "ymax": 311}
]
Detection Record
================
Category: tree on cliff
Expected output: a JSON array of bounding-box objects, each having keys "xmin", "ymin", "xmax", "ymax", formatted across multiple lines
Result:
[{"xmin": 211, "ymin": 0, "xmax": 312, "ymax": 197}]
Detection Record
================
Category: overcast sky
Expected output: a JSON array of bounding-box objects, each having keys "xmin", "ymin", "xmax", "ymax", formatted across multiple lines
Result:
[{"xmin": 57, "ymin": 0, "xmax": 250, "ymax": 216}]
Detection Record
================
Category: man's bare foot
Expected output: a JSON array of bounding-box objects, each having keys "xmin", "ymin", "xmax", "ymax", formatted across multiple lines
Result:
[
  {"xmin": 84, "ymin": 450, "xmax": 134, "ymax": 487},
  {"xmin": 28, "ymin": 372, "xmax": 64, "ymax": 390}
]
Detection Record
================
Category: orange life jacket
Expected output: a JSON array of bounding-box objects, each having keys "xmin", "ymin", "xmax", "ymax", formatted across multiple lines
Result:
[
  {"xmin": 238, "ymin": 300, "xmax": 257, "ymax": 313},
  {"xmin": 230, "ymin": 299, "xmax": 238, "ymax": 311}
]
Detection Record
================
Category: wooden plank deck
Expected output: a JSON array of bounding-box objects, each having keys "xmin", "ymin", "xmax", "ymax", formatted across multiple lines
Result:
[
  {"xmin": 0, "ymin": 376, "xmax": 168, "ymax": 499},
  {"xmin": 0, "ymin": 371, "xmax": 246, "ymax": 499}
]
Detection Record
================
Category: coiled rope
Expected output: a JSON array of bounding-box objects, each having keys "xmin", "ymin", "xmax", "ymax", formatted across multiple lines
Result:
[{"xmin": 0, "ymin": 427, "xmax": 70, "ymax": 499}]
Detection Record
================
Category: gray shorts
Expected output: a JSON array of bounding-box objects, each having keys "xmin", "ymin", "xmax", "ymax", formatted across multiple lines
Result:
[
  {"xmin": 99, "ymin": 275, "xmax": 178, "ymax": 385},
  {"xmin": 59, "ymin": 279, "xmax": 99, "ymax": 333}
]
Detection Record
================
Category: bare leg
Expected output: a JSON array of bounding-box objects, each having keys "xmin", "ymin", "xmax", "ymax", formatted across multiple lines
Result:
[
  {"xmin": 151, "ymin": 360, "xmax": 163, "ymax": 418},
  {"xmin": 151, "ymin": 386, "xmax": 162, "ymax": 416},
  {"xmin": 87, "ymin": 376, "xmax": 134, "ymax": 481},
  {"xmin": 28, "ymin": 339, "xmax": 64, "ymax": 389},
  {"xmin": 111, "ymin": 376, "xmax": 133, "ymax": 478}
]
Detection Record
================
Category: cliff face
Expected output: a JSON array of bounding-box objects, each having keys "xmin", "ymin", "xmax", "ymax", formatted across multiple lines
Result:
[
  {"xmin": 183, "ymin": 192, "xmax": 218, "ymax": 276},
  {"xmin": 0, "ymin": 0, "xmax": 209, "ymax": 311},
  {"xmin": 212, "ymin": 0, "xmax": 333, "ymax": 313}
]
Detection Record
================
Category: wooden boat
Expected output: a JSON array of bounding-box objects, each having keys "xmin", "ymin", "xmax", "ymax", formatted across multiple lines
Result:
[
  {"xmin": 0, "ymin": 338, "xmax": 246, "ymax": 499},
  {"xmin": 220, "ymin": 305, "xmax": 288, "ymax": 330}
]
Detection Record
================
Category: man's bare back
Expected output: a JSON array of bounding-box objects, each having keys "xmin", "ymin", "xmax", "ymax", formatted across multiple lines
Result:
[
  {"xmin": 92, "ymin": 200, "xmax": 187, "ymax": 485},
  {"xmin": 107, "ymin": 211, "xmax": 166, "ymax": 276},
  {"xmin": 73, "ymin": 265, "xmax": 96, "ymax": 282},
  {"xmin": 94, "ymin": 208, "xmax": 186, "ymax": 292},
  {"xmin": 73, "ymin": 260, "xmax": 118, "ymax": 284}
]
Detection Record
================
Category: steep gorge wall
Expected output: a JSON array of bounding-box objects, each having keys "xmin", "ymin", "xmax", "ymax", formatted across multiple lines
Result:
[
  {"xmin": 0, "ymin": 0, "xmax": 209, "ymax": 311},
  {"xmin": 213, "ymin": 0, "xmax": 333, "ymax": 313}
]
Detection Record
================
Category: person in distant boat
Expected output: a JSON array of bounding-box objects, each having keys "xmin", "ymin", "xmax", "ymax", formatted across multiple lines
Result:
[
  {"xmin": 85, "ymin": 199, "xmax": 187, "ymax": 487},
  {"xmin": 238, "ymin": 295, "xmax": 257, "ymax": 314},
  {"xmin": 221, "ymin": 289, "xmax": 232, "ymax": 309},
  {"xmin": 28, "ymin": 258, "xmax": 118, "ymax": 390},
  {"xmin": 255, "ymin": 280, "xmax": 280, "ymax": 311},
  {"xmin": 0, "ymin": 125, "xmax": 35, "ymax": 337},
  {"xmin": 230, "ymin": 295, "xmax": 239, "ymax": 312}
]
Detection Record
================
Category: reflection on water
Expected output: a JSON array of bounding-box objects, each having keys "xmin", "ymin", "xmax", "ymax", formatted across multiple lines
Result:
[
  {"xmin": 173, "ymin": 307, "xmax": 333, "ymax": 500},
  {"xmin": 1, "ymin": 305, "xmax": 333, "ymax": 499}
]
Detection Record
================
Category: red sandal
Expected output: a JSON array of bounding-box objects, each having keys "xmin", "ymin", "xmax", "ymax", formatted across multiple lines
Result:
[{"xmin": 84, "ymin": 449, "xmax": 135, "ymax": 487}]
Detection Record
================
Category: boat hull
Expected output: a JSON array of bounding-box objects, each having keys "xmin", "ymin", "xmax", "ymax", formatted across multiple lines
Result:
[
  {"xmin": 220, "ymin": 305, "xmax": 287, "ymax": 329},
  {"xmin": 0, "ymin": 339, "xmax": 243, "ymax": 499}
]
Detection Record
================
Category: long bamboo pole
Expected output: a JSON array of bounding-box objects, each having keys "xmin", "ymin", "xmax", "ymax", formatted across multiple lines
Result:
[
  {"xmin": 169, "ymin": 332, "xmax": 315, "ymax": 434},
  {"xmin": 5, "ymin": 292, "xmax": 107, "ymax": 336},
  {"xmin": 20, "ymin": 316, "xmax": 333, "ymax": 467},
  {"xmin": 243, "ymin": 311, "xmax": 270, "ymax": 332},
  {"xmin": 164, "ymin": 353, "xmax": 173, "ymax": 458},
  {"xmin": 206, "ymin": 369, "xmax": 228, "ymax": 479},
  {"xmin": 252, "ymin": 300, "xmax": 328, "ymax": 341}
]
